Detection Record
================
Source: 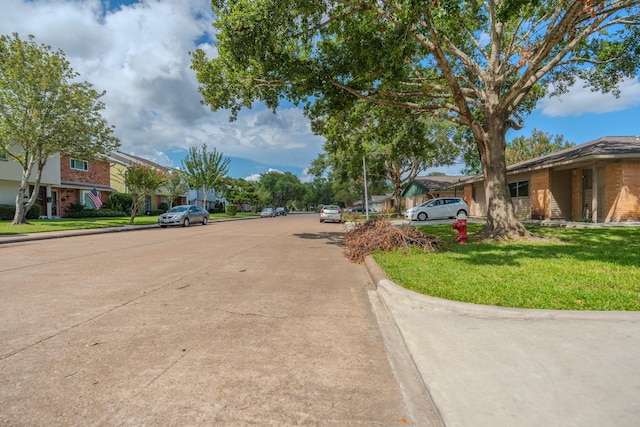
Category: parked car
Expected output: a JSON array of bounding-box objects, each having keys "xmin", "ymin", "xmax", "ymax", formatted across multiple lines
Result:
[
  {"xmin": 260, "ymin": 207, "xmax": 276, "ymax": 218},
  {"xmin": 320, "ymin": 205, "xmax": 343, "ymax": 223},
  {"xmin": 158, "ymin": 205, "xmax": 209, "ymax": 228},
  {"xmin": 275, "ymin": 207, "xmax": 287, "ymax": 216},
  {"xmin": 403, "ymin": 197, "xmax": 469, "ymax": 221}
]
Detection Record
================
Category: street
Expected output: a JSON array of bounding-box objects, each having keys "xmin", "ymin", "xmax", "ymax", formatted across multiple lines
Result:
[{"xmin": 0, "ymin": 214, "xmax": 420, "ymax": 426}]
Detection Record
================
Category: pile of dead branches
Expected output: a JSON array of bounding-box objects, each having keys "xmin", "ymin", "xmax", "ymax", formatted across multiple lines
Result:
[{"xmin": 344, "ymin": 217, "xmax": 442, "ymax": 263}]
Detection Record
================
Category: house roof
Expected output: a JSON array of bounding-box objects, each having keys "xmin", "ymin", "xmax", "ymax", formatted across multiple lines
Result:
[
  {"xmin": 461, "ymin": 136, "xmax": 640, "ymax": 183},
  {"xmin": 107, "ymin": 151, "xmax": 173, "ymax": 173},
  {"xmin": 509, "ymin": 136, "xmax": 640, "ymax": 171},
  {"xmin": 412, "ymin": 175, "xmax": 466, "ymax": 190}
]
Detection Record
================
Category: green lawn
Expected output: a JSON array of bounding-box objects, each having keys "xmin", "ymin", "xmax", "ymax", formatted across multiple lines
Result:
[
  {"xmin": 373, "ymin": 224, "xmax": 640, "ymax": 311},
  {"xmin": 0, "ymin": 212, "xmax": 258, "ymax": 235}
]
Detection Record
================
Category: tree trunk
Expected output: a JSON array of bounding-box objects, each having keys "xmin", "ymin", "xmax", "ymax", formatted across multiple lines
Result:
[
  {"xmin": 12, "ymin": 156, "xmax": 41, "ymax": 225},
  {"xmin": 475, "ymin": 118, "xmax": 532, "ymax": 240}
]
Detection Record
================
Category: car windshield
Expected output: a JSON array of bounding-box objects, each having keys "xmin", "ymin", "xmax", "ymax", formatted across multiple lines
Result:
[
  {"xmin": 262, "ymin": 208, "xmax": 272, "ymax": 212},
  {"xmin": 324, "ymin": 205, "xmax": 340, "ymax": 210},
  {"xmin": 168, "ymin": 206, "xmax": 188, "ymax": 213}
]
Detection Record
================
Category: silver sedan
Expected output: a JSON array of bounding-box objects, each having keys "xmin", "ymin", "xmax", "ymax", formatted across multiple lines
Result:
[{"xmin": 158, "ymin": 205, "xmax": 209, "ymax": 228}]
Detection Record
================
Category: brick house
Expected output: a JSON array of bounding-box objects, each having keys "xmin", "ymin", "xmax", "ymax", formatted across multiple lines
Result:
[
  {"xmin": 459, "ymin": 136, "xmax": 640, "ymax": 223},
  {"xmin": 56, "ymin": 156, "xmax": 112, "ymax": 216}
]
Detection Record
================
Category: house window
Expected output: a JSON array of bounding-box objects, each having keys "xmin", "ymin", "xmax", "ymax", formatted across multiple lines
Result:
[
  {"xmin": 509, "ymin": 180, "xmax": 529, "ymax": 198},
  {"xmin": 583, "ymin": 169, "xmax": 593, "ymax": 190},
  {"xmin": 70, "ymin": 159, "xmax": 88, "ymax": 171}
]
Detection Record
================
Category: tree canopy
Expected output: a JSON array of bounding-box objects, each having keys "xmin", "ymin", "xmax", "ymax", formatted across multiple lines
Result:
[
  {"xmin": 181, "ymin": 144, "xmax": 230, "ymax": 208},
  {"xmin": 124, "ymin": 165, "xmax": 166, "ymax": 224},
  {"xmin": 192, "ymin": 0, "xmax": 640, "ymax": 239},
  {"xmin": 0, "ymin": 33, "xmax": 119, "ymax": 224},
  {"xmin": 506, "ymin": 129, "xmax": 575, "ymax": 165},
  {"xmin": 258, "ymin": 171, "xmax": 305, "ymax": 208},
  {"xmin": 312, "ymin": 103, "xmax": 460, "ymax": 214}
]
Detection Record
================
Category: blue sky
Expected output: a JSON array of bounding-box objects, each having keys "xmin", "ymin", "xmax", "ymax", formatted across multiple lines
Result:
[{"xmin": 2, "ymin": 0, "xmax": 640, "ymax": 180}]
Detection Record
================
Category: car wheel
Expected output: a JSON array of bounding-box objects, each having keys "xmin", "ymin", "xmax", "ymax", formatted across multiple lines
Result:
[
  {"xmin": 160, "ymin": 225, "xmax": 167, "ymax": 228},
  {"xmin": 417, "ymin": 212, "xmax": 427, "ymax": 221},
  {"xmin": 202, "ymin": 216, "xmax": 208, "ymax": 225},
  {"xmin": 457, "ymin": 209, "xmax": 467, "ymax": 217},
  {"xmin": 320, "ymin": 219, "xmax": 324, "ymax": 223},
  {"xmin": 183, "ymin": 218, "xmax": 190, "ymax": 227}
]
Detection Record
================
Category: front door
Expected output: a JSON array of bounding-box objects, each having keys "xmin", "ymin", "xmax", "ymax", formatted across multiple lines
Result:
[{"xmin": 51, "ymin": 190, "xmax": 59, "ymax": 217}]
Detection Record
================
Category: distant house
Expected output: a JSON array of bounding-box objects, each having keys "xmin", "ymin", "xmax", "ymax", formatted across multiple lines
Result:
[
  {"xmin": 369, "ymin": 194, "xmax": 394, "ymax": 213},
  {"xmin": 187, "ymin": 188, "xmax": 227, "ymax": 210},
  {"xmin": 402, "ymin": 175, "xmax": 466, "ymax": 209},
  {"xmin": 107, "ymin": 151, "xmax": 187, "ymax": 211},
  {"xmin": 459, "ymin": 136, "xmax": 640, "ymax": 222}
]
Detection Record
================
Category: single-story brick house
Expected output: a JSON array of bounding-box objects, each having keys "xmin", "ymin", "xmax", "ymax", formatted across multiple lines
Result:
[{"xmin": 459, "ymin": 136, "xmax": 640, "ymax": 223}]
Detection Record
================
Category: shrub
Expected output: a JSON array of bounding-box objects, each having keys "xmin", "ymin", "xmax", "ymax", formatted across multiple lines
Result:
[
  {"xmin": 209, "ymin": 201, "xmax": 225, "ymax": 213},
  {"xmin": 0, "ymin": 203, "xmax": 41, "ymax": 220},
  {"xmin": 225, "ymin": 204, "xmax": 238, "ymax": 217},
  {"xmin": 108, "ymin": 193, "xmax": 132, "ymax": 215},
  {"xmin": 158, "ymin": 202, "xmax": 169, "ymax": 213}
]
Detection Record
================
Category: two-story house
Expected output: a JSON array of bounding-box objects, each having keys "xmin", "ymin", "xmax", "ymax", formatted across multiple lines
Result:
[
  {"xmin": 0, "ymin": 145, "xmax": 62, "ymax": 218},
  {"xmin": 107, "ymin": 151, "xmax": 187, "ymax": 211}
]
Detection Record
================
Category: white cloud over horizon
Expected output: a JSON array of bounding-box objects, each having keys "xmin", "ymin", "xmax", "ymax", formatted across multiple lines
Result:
[
  {"xmin": 3, "ymin": 0, "xmax": 639, "ymax": 179},
  {"xmin": 0, "ymin": 0, "xmax": 324, "ymax": 173},
  {"xmin": 538, "ymin": 78, "xmax": 640, "ymax": 118}
]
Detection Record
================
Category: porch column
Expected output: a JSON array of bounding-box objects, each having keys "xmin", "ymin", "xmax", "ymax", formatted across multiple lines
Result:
[
  {"xmin": 591, "ymin": 164, "xmax": 598, "ymax": 223},
  {"xmin": 45, "ymin": 185, "xmax": 52, "ymax": 218}
]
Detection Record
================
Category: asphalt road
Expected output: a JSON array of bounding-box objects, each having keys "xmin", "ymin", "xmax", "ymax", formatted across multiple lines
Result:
[{"xmin": 0, "ymin": 214, "xmax": 429, "ymax": 426}]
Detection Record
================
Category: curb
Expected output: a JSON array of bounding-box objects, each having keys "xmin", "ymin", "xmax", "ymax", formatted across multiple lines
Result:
[
  {"xmin": 365, "ymin": 255, "xmax": 640, "ymax": 322},
  {"xmin": 0, "ymin": 215, "xmax": 259, "ymax": 245}
]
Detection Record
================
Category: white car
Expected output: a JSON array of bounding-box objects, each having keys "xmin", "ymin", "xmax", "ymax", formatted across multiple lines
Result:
[
  {"xmin": 319, "ymin": 205, "xmax": 343, "ymax": 223},
  {"xmin": 404, "ymin": 197, "xmax": 469, "ymax": 221}
]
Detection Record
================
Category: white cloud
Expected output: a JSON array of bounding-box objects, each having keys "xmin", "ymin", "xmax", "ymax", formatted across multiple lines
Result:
[
  {"xmin": 0, "ymin": 0, "xmax": 324, "ymax": 174},
  {"xmin": 539, "ymin": 78, "xmax": 640, "ymax": 117}
]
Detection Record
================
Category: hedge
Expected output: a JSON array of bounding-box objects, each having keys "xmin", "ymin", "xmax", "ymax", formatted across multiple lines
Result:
[{"xmin": 0, "ymin": 204, "xmax": 41, "ymax": 221}]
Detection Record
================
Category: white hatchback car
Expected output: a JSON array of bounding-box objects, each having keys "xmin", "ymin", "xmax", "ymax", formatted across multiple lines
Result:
[{"xmin": 404, "ymin": 197, "xmax": 469, "ymax": 221}]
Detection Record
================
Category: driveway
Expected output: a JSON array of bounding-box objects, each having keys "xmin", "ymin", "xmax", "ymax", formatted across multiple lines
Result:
[{"xmin": 0, "ymin": 214, "xmax": 437, "ymax": 426}]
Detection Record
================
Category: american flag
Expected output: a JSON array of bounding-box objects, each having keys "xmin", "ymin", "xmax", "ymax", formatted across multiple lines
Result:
[{"xmin": 88, "ymin": 188, "xmax": 103, "ymax": 209}]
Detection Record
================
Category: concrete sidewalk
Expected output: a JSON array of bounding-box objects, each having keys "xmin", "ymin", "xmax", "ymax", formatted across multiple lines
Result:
[{"xmin": 365, "ymin": 257, "xmax": 640, "ymax": 427}]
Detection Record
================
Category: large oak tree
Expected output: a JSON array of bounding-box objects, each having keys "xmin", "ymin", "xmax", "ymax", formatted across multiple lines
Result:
[{"xmin": 192, "ymin": 0, "xmax": 640, "ymax": 239}]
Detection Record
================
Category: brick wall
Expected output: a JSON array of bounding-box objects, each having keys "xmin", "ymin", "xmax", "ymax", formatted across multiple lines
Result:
[
  {"xmin": 530, "ymin": 171, "xmax": 550, "ymax": 220},
  {"xmin": 59, "ymin": 156, "xmax": 110, "ymax": 216},
  {"xmin": 605, "ymin": 161, "xmax": 640, "ymax": 222},
  {"xmin": 60, "ymin": 156, "xmax": 110, "ymax": 186}
]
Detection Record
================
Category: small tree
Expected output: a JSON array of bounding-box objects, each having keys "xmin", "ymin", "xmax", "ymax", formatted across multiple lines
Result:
[
  {"xmin": 224, "ymin": 177, "xmax": 260, "ymax": 211},
  {"xmin": 0, "ymin": 33, "xmax": 119, "ymax": 224},
  {"xmin": 123, "ymin": 165, "xmax": 166, "ymax": 224},
  {"xmin": 164, "ymin": 170, "xmax": 190, "ymax": 208},
  {"xmin": 181, "ymin": 144, "xmax": 230, "ymax": 208}
]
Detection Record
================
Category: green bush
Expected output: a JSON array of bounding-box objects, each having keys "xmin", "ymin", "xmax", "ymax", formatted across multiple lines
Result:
[
  {"xmin": 64, "ymin": 203, "xmax": 125, "ymax": 218},
  {"xmin": 225, "ymin": 204, "xmax": 238, "ymax": 217},
  {"xmin": 158, "ymin": 202, "xmax": 169, "ymax": 213},
  {"xmin": 0, "ymin": 203, "xmax": 41, "ymax": 220},
  {"xmin": 107, "ymin": 193, "xmax": 132, "ymax": 215},
  {"xmin": 209, "ymin": 201, "xmax": 225, "ymax": 213}
]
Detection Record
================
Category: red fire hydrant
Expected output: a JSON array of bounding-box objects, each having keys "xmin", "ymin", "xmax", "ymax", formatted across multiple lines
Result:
[{"xmin": 452, "ymin": 212, "xmax": 468, "ymax": 244}]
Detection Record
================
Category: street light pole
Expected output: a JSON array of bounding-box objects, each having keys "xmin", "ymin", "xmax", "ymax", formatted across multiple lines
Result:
[{"xmin": 363, "ymin": 156, "xmax": 369, "ymax": 220}]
